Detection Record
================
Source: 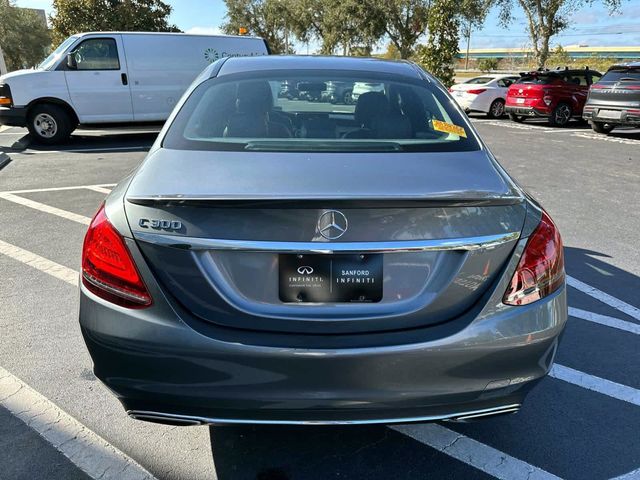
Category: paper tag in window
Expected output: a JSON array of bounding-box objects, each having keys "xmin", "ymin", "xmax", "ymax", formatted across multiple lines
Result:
[{"xmin": 432, "ymin": 119, "xmax": 467, "ymax": 138}]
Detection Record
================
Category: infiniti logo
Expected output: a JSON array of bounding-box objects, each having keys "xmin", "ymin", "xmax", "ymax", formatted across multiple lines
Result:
[
  {"xmin": 297, "ymin": 266, "xmax": 314, "ymax": 275},
  {"xmin": 317, "ymin": 210, "xmax": 348, "ymax": 240}
]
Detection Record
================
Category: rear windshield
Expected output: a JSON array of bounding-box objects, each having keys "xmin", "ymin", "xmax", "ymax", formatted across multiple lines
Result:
[
  {"xmin": 163, "ymin": 70, "xmax": 479, "ymax": 153},
  {"xmin": 464, "ymin": 76, "xmax": 494, "ymax": 84},
  {"xmin": 516, "ymin": 74, "xmax": 560, "ymax": 85},
  {"xmin": 601, "ymin": 67, "xmax": 640, "ymax": 83}
]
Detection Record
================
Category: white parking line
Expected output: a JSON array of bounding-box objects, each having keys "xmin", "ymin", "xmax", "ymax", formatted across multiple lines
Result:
[
  {"xmin": 392, "ymin": 423, "xmax": 560, "ymax": 480},
  {"xmin": 0, "ymin": 183, "xmax": 116, "ymax": 195},
  {"xmin": 0, "ymin": 239, "xmax": 78, "ymax": 285},
  {"xmin": 85, "ymin": 186, "xmax": 113, "ymax": 194},
  {"xmin": 572, "ymin": 132, "xmax": 640, "ymax": 145},
  {"xmin": 567, "ymin": 275, "xmax": 640, "ymax": 321},
  {"xmin": 0, "ymin": 193, "xmax": 91, "ymax": 225},
  {"xmin": 0, "ymin": 366, "xmax": 156, "ymax": 480},
  {"xmin": 15, "ymin": 146, "xmax": 150, "ymax": 154},
  {"xmin": 549, "ymin": 364, "xmax": 640, "ymax": 407},
  {"xmin": 569, "ymin": 307, "xmax": 640, "ymax": 335}
]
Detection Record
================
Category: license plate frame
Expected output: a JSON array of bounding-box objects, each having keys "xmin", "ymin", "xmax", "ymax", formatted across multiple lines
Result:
[
  {"xmin": 516, "ymin": 97, "xmax": 526, "ymax": 104},
  {"xmin": 279, "ymin": 253, "xmax": 383, "ymax": 303}
]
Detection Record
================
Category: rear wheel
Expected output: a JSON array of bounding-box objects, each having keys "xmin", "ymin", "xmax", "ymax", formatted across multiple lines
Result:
[
  {"xmin": 27, "ymin": 103, "xmax": 75, "ymax": 144},
  {"xmin": 549, "ymin": 103, "xmax": 572, "ymax": 127},
  {"xmin": 590, "ymin": 121, "xmax": 614, "ymax": 134},
  {"xmin": 508, "ymin": 112, "xmax": 525, "ymax": 123},
  {"xmin": 487, "ymin": 99, "xmax": 505, "ymax": 119},
  {"xmin": 343, "ymin": 90, "xmax": 353, "ymax": 105}
]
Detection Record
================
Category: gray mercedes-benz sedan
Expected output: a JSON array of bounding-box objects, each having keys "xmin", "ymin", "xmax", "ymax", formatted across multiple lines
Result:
[{"xmin": 79, "ymin": 56, "xmax": 567, "ymax": 426}]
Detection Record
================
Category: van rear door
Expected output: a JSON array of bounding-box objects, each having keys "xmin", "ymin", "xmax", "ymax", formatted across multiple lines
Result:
[
  {"xmin": 123, "ymin": 34, "xmax": 269, "ymax": 122},
  {"xmin": 64, "ymin": 35, "xmax": 133, "ymax": 123}
]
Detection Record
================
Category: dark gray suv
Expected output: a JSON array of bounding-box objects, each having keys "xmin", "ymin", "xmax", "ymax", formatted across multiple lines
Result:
[{"xmin": 583, "ymin": 62, "xmax": 640, "ymax": 133}]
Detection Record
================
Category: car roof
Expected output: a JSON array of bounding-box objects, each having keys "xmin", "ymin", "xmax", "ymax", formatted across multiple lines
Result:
[{"xmin": 214, "ymin": 55, "xmax": 425, "ymax": 79}]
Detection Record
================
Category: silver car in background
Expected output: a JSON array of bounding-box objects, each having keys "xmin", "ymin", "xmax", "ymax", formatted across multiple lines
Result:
[{"xmin": 79, "ymin": 56, "xmax": 567, "ymax": 426}]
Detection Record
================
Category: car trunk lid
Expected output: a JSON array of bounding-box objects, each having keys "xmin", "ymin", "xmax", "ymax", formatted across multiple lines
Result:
[{"xmin": 125, "ymin": 148, "xmax": 525, "ymax": 334}]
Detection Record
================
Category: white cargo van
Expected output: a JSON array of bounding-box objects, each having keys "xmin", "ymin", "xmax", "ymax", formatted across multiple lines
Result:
[{"xmin": 0, "ymin": 32, "xmax": 269, "ymax": 143}]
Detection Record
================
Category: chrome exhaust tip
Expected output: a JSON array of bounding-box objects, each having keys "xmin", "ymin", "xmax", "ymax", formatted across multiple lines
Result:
[
  {"xmin": 446, "ymin": 404, "xmax": 521, "ymax": 423},
  {"xmin": 127, "ymin": 410, "xmax": 203, "ymax": 426}
]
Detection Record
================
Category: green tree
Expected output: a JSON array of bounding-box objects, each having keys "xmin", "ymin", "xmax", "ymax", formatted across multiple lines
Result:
[
  {"xmin": 50, "ymin": 0, "xmax": 179, "ymax": 45},
  {"xmin": 460, "ymin": 0, "xmax": 492, "ymax": 69},
  {"xmin": 376, "ymin": 0, "xmax": 431, "ymax": 59},
  {"xmin": 222, "ymin": 0, "xmax": 296, "ymax": 53},
  {"xmin": 418, "ymin": 0, "xmax": 460, "ymax": 87},
  {"xmin": 0, "ymin": 0, "xmax": 51, "ymax": 71},
  {"xmin": 477, "ymin": 57, "xmax": 499, "ymax": 72},
  {"xmin": 546, "ymin": 45, "xmax": 571, "ymax": 68},
  {"xmin": 495, "ymin": 0, "xmax": 625, "ymax": 68},
  {"xmin": 284, "ymin": 0, "xmax": 384, "ymax": 55}
]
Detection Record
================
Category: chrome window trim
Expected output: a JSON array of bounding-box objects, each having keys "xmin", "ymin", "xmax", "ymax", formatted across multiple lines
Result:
[{"xmin": 133, "ymin": 231, "xmax": 520, "ymax": 253}]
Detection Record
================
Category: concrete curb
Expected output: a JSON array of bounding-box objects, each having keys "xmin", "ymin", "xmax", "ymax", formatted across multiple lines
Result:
[{"xmin": 0, "ymin": 152, "xmax": 12, "ymax": 171}]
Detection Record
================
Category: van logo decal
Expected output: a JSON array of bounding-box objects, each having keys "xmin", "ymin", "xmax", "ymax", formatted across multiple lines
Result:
[{"xmin": 204, "ymin": 48, "xmax": 220, "ymax": 63}]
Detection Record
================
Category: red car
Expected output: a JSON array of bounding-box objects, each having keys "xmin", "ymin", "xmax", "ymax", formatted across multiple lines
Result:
[{"xmin": 505, "ymin": 68, "xmax": 602, "ymax": 126}]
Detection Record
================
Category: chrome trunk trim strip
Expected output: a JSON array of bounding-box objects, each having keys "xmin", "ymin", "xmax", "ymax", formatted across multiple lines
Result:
[{"xmin": 133, "ymin": 231, "xmax": 520, "ymax": 253}]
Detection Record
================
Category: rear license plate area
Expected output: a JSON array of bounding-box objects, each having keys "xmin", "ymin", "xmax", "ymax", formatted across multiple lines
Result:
[
  {"xmin": 597, "ymin": 109, "xmax": 622, "ymax": 120},
  {"xmin": 279, "ymin": 254, "xmax": 383, "ymax": 303},
  {"xmin": 516, "ymin": 98, "xmax": 525, "ymax": 104}
]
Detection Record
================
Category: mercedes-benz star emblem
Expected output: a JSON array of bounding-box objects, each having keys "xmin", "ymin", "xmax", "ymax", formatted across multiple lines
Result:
[{"xmin": 317, "ymin": 210, "xmax": 348, "ymax": 240}]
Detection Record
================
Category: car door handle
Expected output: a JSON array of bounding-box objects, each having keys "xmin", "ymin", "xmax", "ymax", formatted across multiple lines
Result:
[{"xmin": 121, "ymin": 73, "xmax": 128, "ymax": 86}]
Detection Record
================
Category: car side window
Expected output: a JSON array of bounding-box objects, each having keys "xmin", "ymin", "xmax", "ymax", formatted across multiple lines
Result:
[
  {"xmin": 589, "ymin": 73, "xmax": 602, "ymax": 85},
  {"xmin": 565, "ymin": 73, "xmax": 588, "ymax": 86},
  {"xmin": 497, "ymin": 79, "xmax": 510, "ymax": 87},
  {"xmin": 73, "ymin": 38, "xmax": 120, "ymax": 71}
]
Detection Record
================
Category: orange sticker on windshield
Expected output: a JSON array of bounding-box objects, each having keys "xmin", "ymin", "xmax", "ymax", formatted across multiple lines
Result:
[{"xmin": 432, "ymin": 119, "xmax": 467, "ymax": 138}]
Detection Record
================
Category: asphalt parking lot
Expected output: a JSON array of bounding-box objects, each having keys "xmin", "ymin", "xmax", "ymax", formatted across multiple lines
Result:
[{"xmin": 0, "ymin": 118, "xmax": 639, "ymax": 480}]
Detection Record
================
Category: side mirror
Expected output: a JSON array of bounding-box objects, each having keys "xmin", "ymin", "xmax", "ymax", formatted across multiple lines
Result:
[{"xmin": 66, "ymin": 52, "xmax": 77, "ymax": 70}]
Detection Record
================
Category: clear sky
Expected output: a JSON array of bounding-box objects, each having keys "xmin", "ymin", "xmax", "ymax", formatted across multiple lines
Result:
[{"xmin": 15, "ymin": 0, "xmax": 640, "ymax": 51}]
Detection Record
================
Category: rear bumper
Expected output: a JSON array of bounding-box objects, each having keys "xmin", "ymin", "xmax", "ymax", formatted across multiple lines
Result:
[
  {"xmin": 582, "ymin": 106, "xmax": 640, "ymax": 125},
  {"xmin": 0, "ymin": 106, "xmax": 27, "ymax": 127},
  {"xmin": 505, "ymin": 105, "xmax": 550, "ymax": 118},
  {"xmin": 79, "ymin": 280, "xmax": 567, "ymax": 425}
]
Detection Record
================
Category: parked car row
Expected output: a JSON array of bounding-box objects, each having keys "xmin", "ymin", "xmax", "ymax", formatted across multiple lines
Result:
[{"xmin": 451, "ymin": 63, "xmax": 640, "ymax": 134}]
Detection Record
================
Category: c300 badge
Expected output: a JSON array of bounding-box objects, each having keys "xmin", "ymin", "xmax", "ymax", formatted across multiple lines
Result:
[{"xmin": 138, "ymin": 218, "xmax": 182, "ymax": 231}]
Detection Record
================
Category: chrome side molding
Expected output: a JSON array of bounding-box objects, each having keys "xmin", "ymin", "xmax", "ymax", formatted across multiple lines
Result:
[
  {"xmin": 126, "ymin": 404, "xmax": 521, "ymax": 426},
  {"xmin": 133, "ymin": 231, "xmax": 520, "ymax": 254}
]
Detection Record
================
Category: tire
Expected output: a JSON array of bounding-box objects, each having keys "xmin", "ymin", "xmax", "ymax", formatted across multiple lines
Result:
[
  {"xmin": 343, "ymin": 90, "xmax": 353, "ymax": 105},
  {"xmin": 508, "ymin": 112, "xmax": 525, "ymax": 123},
  {"xmin": 549, "ymin": 103, "xmax": 572, "ymax": 127},
  {"xmin": 590, "ymin": 121, "xmax": 614, "ymax": 134},
  {"xmin": 27, "ymin": 103, "xmax": 74, "ymax": 144},
  {"xmin": 487, "ymin": 99, "xmax": 505, "ymax": 119}
]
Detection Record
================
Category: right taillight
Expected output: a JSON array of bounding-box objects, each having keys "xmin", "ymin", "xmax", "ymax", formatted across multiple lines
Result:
[
  {"xmin": 503, "ymin": 211, "xmax": 565, "ymax": 306},
  {"xmin": 81, "ymin": 204, "xmax": 152, "ymax": 308}
]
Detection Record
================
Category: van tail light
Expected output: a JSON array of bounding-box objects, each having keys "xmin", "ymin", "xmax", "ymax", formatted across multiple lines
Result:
[
  {"xmin": 467, "ymin": 88, "xmax": 486, "ymax": 95},
  {"xmin": 82, "ymin": 204, "xmax": 152, "ymax": 308},
  {"xmin": 503, "ymin": 211, "xmax": 564, "ymax": 306}
]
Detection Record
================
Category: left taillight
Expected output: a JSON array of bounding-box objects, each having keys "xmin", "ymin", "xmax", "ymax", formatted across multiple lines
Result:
[
  {"xmin": 81, "ymin": 204, "xmax": 152, "ymax": 308},
  {"xmin": 467, "ymin": 88, "xmax": 487, "ymax": 95},
  {"xmin": 503, "ymin": 210, "xmax": 565, "ymax": 306}
]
